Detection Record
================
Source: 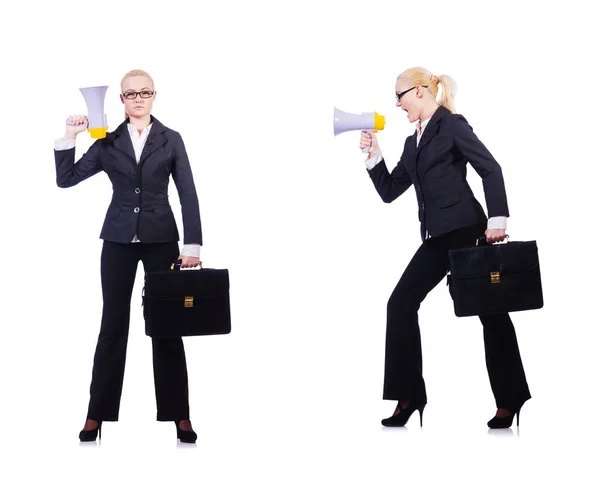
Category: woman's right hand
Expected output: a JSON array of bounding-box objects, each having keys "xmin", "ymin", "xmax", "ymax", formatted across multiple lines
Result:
[
  {"xmin": 64, "ymin": 114, "xmax": 88, "ymax": 139},
  {"xmin": 360, "ymin": 130, "xmax": 381, "ymax": 158}
]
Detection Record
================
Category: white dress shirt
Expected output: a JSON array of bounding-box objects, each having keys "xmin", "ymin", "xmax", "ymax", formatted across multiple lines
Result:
[
  {"xmin": 364, "ymin": 117, "xmax": 507, "ymax": 232},
  {"xmin": 54, "ymin": 123, "xmax": 201, "ymax": 257}
]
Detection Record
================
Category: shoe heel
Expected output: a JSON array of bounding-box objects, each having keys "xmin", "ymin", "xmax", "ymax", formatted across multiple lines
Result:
[
  {"xmin": 418, "ymin": 405, "xmax": 425, "ymax": 427},
  {"xmin": 516, "ymin": 409, "xmax": 521, "ymax": 427}
]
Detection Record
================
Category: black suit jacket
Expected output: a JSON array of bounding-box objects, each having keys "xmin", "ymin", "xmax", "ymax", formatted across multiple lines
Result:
[
  {"xmin": 368, "ymin": 106, "xmax": 509, "ymax": 241},
  {"xmin": 55, "ymin": 116, "xmax": 202, "ymax": 245}
]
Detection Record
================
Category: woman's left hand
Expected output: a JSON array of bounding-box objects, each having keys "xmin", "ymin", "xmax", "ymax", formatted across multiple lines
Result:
[
  {"xmin": 179, "ymin": 255, "xmax": 200, "ymax": 268},
  {"xmin": 485, "ymin": 228, "xmax": 506, "ymax": 244}
]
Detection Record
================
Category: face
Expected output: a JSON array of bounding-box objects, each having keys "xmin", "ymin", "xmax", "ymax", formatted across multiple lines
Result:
[
  {"xmin": 395, "ymin": 78, "xmax": 424, "ymax": 123},
  {"xmin": 120, "ymin": 76, "xmax": 156, "ymax": 119}
]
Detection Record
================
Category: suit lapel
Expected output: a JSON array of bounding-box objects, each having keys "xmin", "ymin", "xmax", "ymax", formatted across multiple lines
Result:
[
  {"xmin": 414, "ymin": 106, "xmax": 451, "ymax": 181},
  {"xmin": 416, "ymin": 106, "xmax": 451, "ymax": 154},
  {"xmin": 139, "ymin": 117, "xmax": 168, "ymax": 165},
  {"xmin": 416, "ymin": 121, "xmax": 438, "ymax": 155},
  {"xmin": 106, "ymin": 119, "xmax": 136, "ymax": 164}
]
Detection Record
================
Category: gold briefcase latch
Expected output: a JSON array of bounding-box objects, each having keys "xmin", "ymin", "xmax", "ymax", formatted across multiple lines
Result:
[
  {"xmin": 184, "ymin": 296, "xmax": 194, "ymax": 307},
  {"xmin": 490, "ymin": 272, "xmax": 500, "ymax": 284}
]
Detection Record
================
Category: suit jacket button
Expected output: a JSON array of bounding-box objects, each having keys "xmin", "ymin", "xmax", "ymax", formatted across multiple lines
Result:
[
  {"xmin": 135, "ymin": 188, "xmax": 140, "ymax": 194},
  {"xmin": 134, "ymin": 207, "xmax": 140, "ymax": 213}
]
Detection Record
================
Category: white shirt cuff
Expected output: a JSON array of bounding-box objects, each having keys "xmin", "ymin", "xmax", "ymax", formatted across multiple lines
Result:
[
  {"xmin": 487, "ymin": 216, "xmax": 507, "ymax": 230},
  {"xmin": 365, "ymin": 151, "xmax": 383, "ymax": 170},
  {"xmin": 54, "ymin": 138, "xmax": 76, "ymax": 151},
  {"xmin": 181, "ymin": 244, "xmax": 201, "ymax": 258}
]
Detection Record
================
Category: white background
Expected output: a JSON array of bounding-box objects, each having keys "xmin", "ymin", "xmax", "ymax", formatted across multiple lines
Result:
[{"xmin": 1, "ymin": 0, "xmax": 598, "ymax": 488}]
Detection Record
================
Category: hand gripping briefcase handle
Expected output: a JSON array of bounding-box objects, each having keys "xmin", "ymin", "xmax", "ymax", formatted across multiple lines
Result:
[
  {"xmin": 171, "ymin": 259, "xmax": 203, "ymax": 271},
  {"xmin": 475, "ymin": 234, "xmax": 510, "ymax": 246}
]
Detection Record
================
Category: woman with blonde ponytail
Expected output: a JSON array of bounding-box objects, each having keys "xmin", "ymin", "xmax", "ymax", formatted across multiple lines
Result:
[
  {"xmin": 54, "ymin": 69, "xmax": 203, "ymax": 443},
  {"xmin": 360, "ymin": 67, "xmax": 531, "ymax": 429}
]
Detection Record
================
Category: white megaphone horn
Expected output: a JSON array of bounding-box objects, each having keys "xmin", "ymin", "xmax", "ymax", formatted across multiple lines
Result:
[
  {"xmin": 333, "ymin": 107, "xmax": 385, "ymax": 153},
  {"xmin": 66, "ymin": 85, "xmax": 109, "ymax": 139}
]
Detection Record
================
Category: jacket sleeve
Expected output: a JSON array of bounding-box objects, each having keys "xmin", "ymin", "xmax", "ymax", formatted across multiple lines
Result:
[
  {"xmin": 367, "ymin": 142, "xmax": 413, "ymax": 203},
  {"xmin": 452, "ymin": 114, "xmax": 510, "ymax": 218},
  {"xmin": 172, "ymin": 132, "xmax": 203, "ymax": 245},
  {"xmin": 54, "ymin": 140, "xmax": 102, "ymax": 188}
]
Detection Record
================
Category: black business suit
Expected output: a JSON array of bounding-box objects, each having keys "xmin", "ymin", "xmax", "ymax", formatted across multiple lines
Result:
[
  {"xmin": 368, "ymin": 105, "xmax": 530, "ymax": 409},
  {"xmin": 55, "ymin": 116, "xmax": 202, "ymax": 421}
]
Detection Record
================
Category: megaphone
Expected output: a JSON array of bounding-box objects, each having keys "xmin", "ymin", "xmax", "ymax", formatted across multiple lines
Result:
[
  {"xmin": 66, "ymin": 85, "xmax": 109, "ymax": 139},
  {"xmin": 333, "ymin": 107, "xmax": 385, "ymax": 153}
]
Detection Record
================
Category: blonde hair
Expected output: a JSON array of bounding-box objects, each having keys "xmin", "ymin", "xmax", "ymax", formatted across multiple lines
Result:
[
  {"xmin": 121, "ymin": 69, "xmax": 155, "ymax": 120},
  {"xmin": 397, "ymin": 67, "xmax": 458, "ymax": 113}
]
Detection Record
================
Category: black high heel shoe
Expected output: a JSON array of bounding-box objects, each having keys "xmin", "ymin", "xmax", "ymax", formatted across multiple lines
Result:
[
  {"xmin": 175, "ymin": 420, "xmax": 197, "ymax": 443},
  {"xmin": 79, "ymin": 421, "xmax": 102, "ymax": 442},
  {"xmin": 487, "ymin": 404, "xmax": 524, "ymax": 429},
  {"xmin": 381, "ymin": 401, "xmax": 426, "ymax": 427}
]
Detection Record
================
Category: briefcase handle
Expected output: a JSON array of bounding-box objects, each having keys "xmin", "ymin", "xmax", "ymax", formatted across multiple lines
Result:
[
  {"xmin": 476, "ymin": 234, "xmax": 510, "ymax": 246},
  {"xmin": 170, "ymin": 259, "xmax": 204, "ymax": 271}
]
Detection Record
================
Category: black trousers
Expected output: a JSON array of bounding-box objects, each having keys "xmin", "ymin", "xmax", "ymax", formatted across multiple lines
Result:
[
  {"xmin": 383, "ymin": 224, "xmax": 531, "ymax": 409},
  {"xmin": 87, "ymin": 240, "xmax": 190, "ymax": 422}
]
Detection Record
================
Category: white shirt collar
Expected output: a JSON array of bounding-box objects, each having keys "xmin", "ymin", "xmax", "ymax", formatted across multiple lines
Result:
[{"xmin": 127, "ymin": 122, "xmax": 153, "ymax": 139}]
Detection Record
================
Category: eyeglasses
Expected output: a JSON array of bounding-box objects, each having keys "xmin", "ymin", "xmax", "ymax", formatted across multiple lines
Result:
[
  {"xmin": 122, "ymin": 90, "xmax": 155, "ymax": 100},
  {"xmin": 395, "ymin": 85, "xmax": 428, "ymax": 102}
]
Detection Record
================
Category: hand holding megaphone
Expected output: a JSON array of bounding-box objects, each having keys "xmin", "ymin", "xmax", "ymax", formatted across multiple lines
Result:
[
  {"xmin": 64, "ymin": 85, "xmax": 109, "ymax": 139},
  {"xmin": 65, "ymin": 114, "xmax": 88, "ymax": 138},
  {"xmin": 359, "ymin": 130, "xmax": 380, "ymax": 156}
]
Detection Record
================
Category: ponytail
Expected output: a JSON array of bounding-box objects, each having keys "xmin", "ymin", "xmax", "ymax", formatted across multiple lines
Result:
[
  {"xmin": 436, "ymin": 74, "xmax": 458, "ymax": 113},
  {"xmin": 398, "ymin": 67, "xmax": 458, "ymax": 113}
]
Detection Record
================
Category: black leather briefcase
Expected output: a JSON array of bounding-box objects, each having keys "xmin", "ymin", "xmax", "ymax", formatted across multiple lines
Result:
[
  {"xmin": 446, "ymin": 236, "xmax": 543, "ymax": 317},
  {"xmin": 142, "ymin": 260, "xmax": 231, "ymax": 338}
]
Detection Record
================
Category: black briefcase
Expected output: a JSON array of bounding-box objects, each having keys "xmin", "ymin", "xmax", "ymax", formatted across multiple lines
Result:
[
  {"xmin": 142, "ymin": 260, "xmax": 231, "ymax": 338},
  {"xmin": 446, "ymin": 236, "xmax": 543, "ymax": 317}
]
